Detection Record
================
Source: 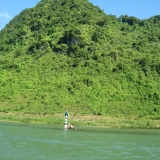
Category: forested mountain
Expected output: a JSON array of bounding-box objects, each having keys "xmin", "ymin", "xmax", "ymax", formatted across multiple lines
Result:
[{"xmin": 0, "ymin": 0, "xmax": 160, "ymax": 119}]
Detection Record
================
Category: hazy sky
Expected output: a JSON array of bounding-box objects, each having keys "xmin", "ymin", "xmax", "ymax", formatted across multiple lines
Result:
[{"xmin": 0, "ymin": 0, "xmax": 160, "ymax": 30}]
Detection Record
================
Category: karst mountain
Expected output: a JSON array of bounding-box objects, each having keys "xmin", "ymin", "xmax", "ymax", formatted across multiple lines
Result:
[{"xmin": 0, "ymin": 0, "xmax": 160, "ymax": 118}]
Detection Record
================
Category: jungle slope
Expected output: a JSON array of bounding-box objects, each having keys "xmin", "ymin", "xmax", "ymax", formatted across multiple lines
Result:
[{"xmin": 0, "ymin": 0, "xmax": 160, "ymax": 129}]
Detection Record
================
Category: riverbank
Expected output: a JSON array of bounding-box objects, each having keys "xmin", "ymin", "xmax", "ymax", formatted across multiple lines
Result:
[{"xmin": 0, "ymin": 111, "xmax": 160, "ymax": 129}]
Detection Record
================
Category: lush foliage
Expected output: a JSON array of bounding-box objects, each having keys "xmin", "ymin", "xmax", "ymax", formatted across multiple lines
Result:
[{"xmin": 0, "ymin": 0, "xmax": 160, "ymax": 120}]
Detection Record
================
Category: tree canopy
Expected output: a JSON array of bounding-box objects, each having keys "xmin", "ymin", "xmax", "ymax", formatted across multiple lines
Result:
[{"xmin": 0, "ymin": 0, "xmax": 160, "ymax": 119}]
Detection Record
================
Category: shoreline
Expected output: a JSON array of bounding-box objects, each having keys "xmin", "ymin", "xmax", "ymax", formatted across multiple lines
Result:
[{"xmin": 0, "ymin": 112, "xmax": 160, "ymax": 130}]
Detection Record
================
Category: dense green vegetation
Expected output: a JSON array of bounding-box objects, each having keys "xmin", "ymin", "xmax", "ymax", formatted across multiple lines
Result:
[{"xmin": 0, "ymin": 0, "xmax": 160, "ymax": 125}]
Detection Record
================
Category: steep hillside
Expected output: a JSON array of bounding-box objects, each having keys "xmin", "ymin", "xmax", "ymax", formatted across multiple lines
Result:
[{"xmin": 0, "ymin": 0, "xmax": 160, "ymax": 119}]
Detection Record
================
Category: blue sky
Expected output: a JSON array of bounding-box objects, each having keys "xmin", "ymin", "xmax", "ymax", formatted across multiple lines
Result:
[{"xmin": 0, "ymin": 0, "xmax": 160, "ymax": 30}]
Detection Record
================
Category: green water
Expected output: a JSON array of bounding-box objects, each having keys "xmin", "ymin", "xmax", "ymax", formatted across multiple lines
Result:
[{"xmin": 0, "ymin": 122, "xmax": 160, "ymax": 160}]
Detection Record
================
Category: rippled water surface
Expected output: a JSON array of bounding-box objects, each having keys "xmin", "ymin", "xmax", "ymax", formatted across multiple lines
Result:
[{"xmin": 0, "ymin": 122, "xmax": 160, "ymax": 160}]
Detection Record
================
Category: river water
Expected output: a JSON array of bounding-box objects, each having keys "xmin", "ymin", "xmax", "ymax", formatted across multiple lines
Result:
[{"xmin": 0, "ymin": 122, "xmax": 160, "ymax": 160}]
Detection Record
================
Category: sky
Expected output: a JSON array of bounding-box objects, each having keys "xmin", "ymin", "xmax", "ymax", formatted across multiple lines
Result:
[{"xmin": 0, "ymin": 0, "xmax": 160, "ymax": 30}]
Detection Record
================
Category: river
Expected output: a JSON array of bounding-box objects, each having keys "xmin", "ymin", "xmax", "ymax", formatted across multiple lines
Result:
[{"xmin": 0, "ymin": 122, "xmax": 160, "ymax": 160}]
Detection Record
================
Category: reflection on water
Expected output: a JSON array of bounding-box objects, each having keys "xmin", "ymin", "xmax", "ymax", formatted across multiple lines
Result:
[{"xmin": 0, "ymin": 122, "xmax": 160, "ymax": 160}]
